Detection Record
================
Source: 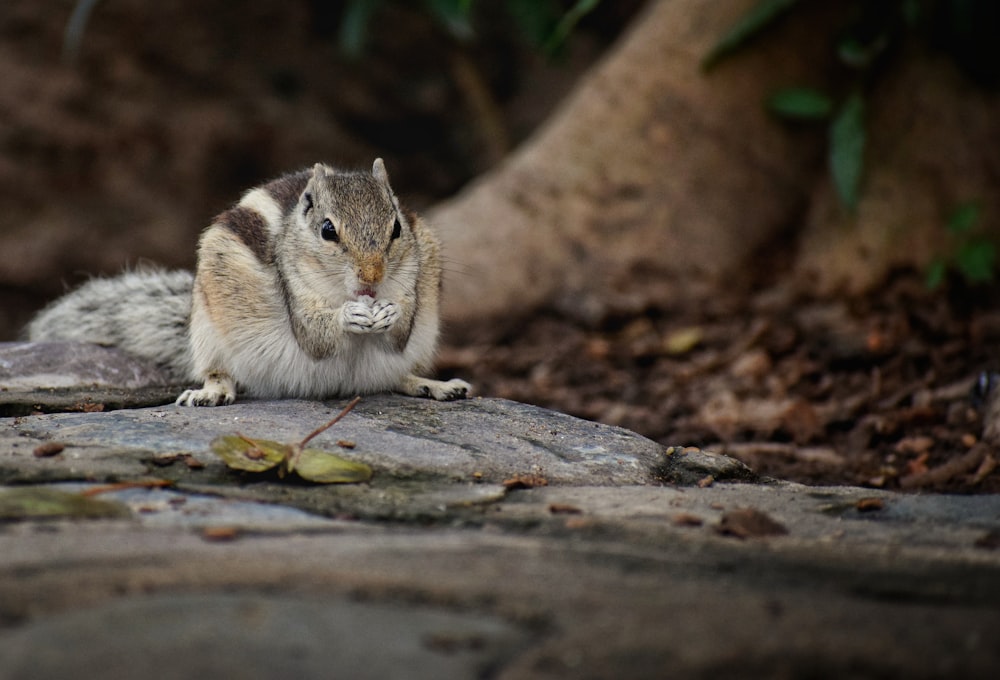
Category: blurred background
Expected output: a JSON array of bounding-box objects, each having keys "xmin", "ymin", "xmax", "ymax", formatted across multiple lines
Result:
[{"xmin": 0, "ymin": 0, "xmax": 642, "ymax": 336}]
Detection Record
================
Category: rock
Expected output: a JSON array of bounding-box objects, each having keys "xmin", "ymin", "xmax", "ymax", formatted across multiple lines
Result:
[
  {"xmin": 0, "ymin": 593, "xmax": 529, "ymax": 680},
  {"xmin": 0, "ymin": 394, "xmax": 687, "ymax": 520},
  {"xmin": 0, "ymin": 342, "xmax": 181, "ymax": 415},
  {"xmin": 0, "ymin": 396, "xmax": 665, "ymax": 487},
  {"xmin": 657, "ymin": 445, "xmax": 758, "ymax": 485},
  {"xmin": 0, "ymin": 342, "xmax": 172, "ymax": 389}
]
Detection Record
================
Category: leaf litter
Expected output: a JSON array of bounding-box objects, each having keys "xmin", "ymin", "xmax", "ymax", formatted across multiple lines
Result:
[{"xmin": 441, "ymin": 272, "xmax": 1000, "ymax": 494}]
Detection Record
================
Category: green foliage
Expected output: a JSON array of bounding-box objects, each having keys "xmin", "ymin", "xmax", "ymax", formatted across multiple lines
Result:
[
  {"xmin": 338, "ymin": 0, "xmax": 601, "ymax": 57},
  {"xmin": 706, "ymin": 0, "xmax": 1000, "ymax": 212},
  {"xmin": 703, "ymin": 0, "xmax": 803, "ymax": 68},
  {"xmin": 766, "ymin": 87, "xmax": 834, "ymax": 120},
  {"xmin": 828, "ymin": 92, "xmax": 866, "ymax": 211},
  {"xmin": 927, "ymin": 202, "xmax": 997, "ymax": 288}
]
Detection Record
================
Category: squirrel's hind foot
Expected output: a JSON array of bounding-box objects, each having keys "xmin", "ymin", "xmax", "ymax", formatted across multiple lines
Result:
[{"xmin": 397, "ymin": 375, "xmax": 471, "ymax": 401}]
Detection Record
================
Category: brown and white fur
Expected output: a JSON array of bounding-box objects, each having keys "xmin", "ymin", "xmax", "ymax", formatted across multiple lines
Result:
[{"xmin": 27, "ymin": 159, "xmax": 470, "ymax": 406}]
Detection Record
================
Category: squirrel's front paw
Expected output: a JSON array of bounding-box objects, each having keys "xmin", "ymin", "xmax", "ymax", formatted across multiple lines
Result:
[
  {"xmin": 342, "ymin": 299, "xmax": 398, "ymax": 334},
  {"xmin": 369, "ymin": 300, "xmax": 399, "ymax": 332},
  {"xmin": 342, "ymin": 300, "xmax": 375, "ymax": 333},
  {"xmin": 176, "ymin": 372, "xmax": 236, "ymax": 407}
]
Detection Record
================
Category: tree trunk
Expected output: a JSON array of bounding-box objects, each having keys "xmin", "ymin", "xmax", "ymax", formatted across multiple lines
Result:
[
  {"xmin": 430, "ymin": 0, "xmax": 829, "ymax": 324},
  {"xmin": 795, "ymin": 49, "xmax": 1000, "ymax": 293},
  {"xmin": 431, "ymin": 0, "xmax": 1000, "ymax": 326}
]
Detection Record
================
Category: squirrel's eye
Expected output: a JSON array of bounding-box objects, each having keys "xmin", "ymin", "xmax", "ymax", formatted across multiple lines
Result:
[
  {"xmin": 391, "ymin": 218, "xmax": 402, "ymax": 240},
  {"xmin": 320, "ymin": 218, "xmax": 339, "ymax": 243}
]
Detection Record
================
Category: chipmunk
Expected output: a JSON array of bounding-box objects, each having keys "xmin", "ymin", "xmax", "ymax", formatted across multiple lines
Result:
[{"xmin": 26, "ymin": 159, "xmax": 471, "ymax": 406}]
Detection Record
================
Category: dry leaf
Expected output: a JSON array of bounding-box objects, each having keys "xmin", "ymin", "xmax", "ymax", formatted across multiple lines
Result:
[
  {"xmin": 32, "ymin": 442, "xmax": 65, "ymax": 457},
  {"xmin": 503, "ymin": 474, "xmax": 548, "ymax": 490},
  {"xmin": 716, "ymin": 508, "xmax": 788, "ymax": 539}
]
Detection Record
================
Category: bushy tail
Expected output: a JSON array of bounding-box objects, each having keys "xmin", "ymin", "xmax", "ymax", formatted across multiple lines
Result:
[{"xmin": 26, "ymin": 269, "xmax": 194, "ymax": 380}]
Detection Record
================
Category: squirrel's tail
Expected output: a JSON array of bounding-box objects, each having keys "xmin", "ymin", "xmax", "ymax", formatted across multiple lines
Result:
[{"xmin": 26, "ymin": 269, "xmax": 194, "ymax": 380}]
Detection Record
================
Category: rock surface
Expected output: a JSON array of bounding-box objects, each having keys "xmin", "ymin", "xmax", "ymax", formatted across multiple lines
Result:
[
  {"xmin": 0, "ymin": 342, "xmax": 181, "ymax": 415},
  {"xmin": 1, "ymin": 387, "xmax": 999, "ymax": 678}
]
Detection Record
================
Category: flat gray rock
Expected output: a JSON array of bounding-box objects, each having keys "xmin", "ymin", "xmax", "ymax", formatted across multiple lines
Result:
[
  {"xmin": 0, "ymin": 396, "xmax": 665, "ymax": 488},
  {"xmin": 0, "ymin": 342, "xmax": 173, "ymax": 389},
  {"xmin": 0, "ymin": 593, "xmax": 528, "ymax": 680},
  {"xmin": 0, "ymin": 342, "xmax": 181, "ymax": 415}
]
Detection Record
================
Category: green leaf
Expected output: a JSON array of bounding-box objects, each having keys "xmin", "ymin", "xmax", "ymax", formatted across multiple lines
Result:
[
  {"xmin": 426, "ymin": 0, "xmax": 474, "ymax": 40},
  {"xmin": 339, "ymin": 0, "xmax": 384, "ymax": 58},
  {"xmin": 957, "ymin": 241, "xmax": 996, "ymax": 283},
  {"xmin": 836, "ymin": 35, "xmax": 888, "ymax": 69},
  {"xmin": 767, "ymin": 87, "xmax": 834, "ymax": 120},
  {"xmin": 211, "ymin": 435, "xmax": 285, "ymax": 473},
  {"xmin": 947, "ymin": 202, "xmax": 981, "ymax": 234},
  {"xmin": 544, "ymin": 0, "xmax": 601, "ymax": 54},
  {"xmin": 829, "ymin": 92, "xmax": 866, "ymax": 210},
  {"xmin": 506, "ymin": 0, "xmax": 559, "ymax": 48},
  {"xmin": 293, "ymin": 448, "xmax": 374, "ymax": 484},
  {"xmin": 704, "ymin": 0, "xmax": 803, "ymax": 68},
  {"xmin": 925, "ymin": 259, "xmax": 947, "ymax": 290},
  {"xmin": 0, "ymin": 487, "xmax": 131, "ymax": 521}
]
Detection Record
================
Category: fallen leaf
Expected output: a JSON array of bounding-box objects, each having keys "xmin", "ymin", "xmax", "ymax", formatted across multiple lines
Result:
[
  {"xmin": 202, "ymin": 526, "xmax": 240, "ymax": 542},
  {"xmin": 32, "ymin": 442, "xmax": 65, "ymax": 458},
  {"xmin": 503, "ymin": 474, "xmax": 548, "ymax": 490},
  {"xmin": 855, "ymin": 497, "xmax": 884, "ymax": 512},
  {"xmin": 895, "ymin": 436, "xmax": 934, "ymax": 455},
  {"xmin": 0, "ymin": 487, "xmax": 131, "ymax": 521},
  {"xmin": 716, "ymin": 508, "xmax": 788, "ymax": 539},
  {"xmin": 971, "ymin": 454, "xmax": 998, "ymax": 486},
  {"xmin": 183, "ymin": 454, "xmax": 206, "ymax": 470},
  {"xmin": 672, "ymin": 513, "xmax": 704, "ymax": 527},
  {"xmin": 292, "ymin": 448, "xmax": 374, "ymax": 483},
  {"xmin": 905, "ymin": 452, "xmax": 930, "ymax": 476},
  {"xmin": 211, "ymin": 435, "xmax": 286, "ymax": 472},
  {"xmin": 210, "ymin": 397, "xmax": 372, "ymax": 484},
  {"xmin": 81, "ymin": 480, "xmax": 173, "ymax": 497},
  {"xmin": 71, "ymin": 401, "xmax": 104, "ymax": 413},
  {"xmin": 663, "ymin": 326, "xmax": 703, "ymax": 355}
]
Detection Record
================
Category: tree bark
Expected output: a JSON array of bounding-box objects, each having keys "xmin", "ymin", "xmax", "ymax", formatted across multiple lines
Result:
[
  {"xmin": 431, "ymin": 0, "xmax": 830, "ymax": 324},
  {"xmin": 432, "ymin": 0, "xmax": 1000, "ymax": 325},
  {"xmin": 795, "ymin": 50, "xmax": 1000, "ymax": 293}
]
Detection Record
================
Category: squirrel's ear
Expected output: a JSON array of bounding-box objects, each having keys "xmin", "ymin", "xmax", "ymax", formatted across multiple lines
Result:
[
  {"xmin": 372, "ymin": 158, "xmax": 391, "ymax": 188},
  {"xmin": 311, "ymin": 163, "xmax": 327, "ymax": 180}
]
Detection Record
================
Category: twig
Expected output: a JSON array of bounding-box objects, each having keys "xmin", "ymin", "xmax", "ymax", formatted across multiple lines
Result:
[
  {"xmin": 300, "ymin": 396, "xmax": 362, "ymax": 448},
  {"xmin": 899, "ymin": 443, "xmax": 987, "ymax": 489},
  {"xmin": 721, "ymin": 441, "xmax": 845, "ymax": 466}
]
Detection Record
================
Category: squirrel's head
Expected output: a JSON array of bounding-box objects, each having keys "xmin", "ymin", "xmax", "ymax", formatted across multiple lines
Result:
[{"xmin": 294, "ymin": 159, "xmax": 415, "ymax": 297}]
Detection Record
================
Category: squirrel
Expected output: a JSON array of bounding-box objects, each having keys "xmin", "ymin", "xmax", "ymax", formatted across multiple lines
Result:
[{"xmin": 26, "ymin": 159, "xmax": 471, "ymax": 406}]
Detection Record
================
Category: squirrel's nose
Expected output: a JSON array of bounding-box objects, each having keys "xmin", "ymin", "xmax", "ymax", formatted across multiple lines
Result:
[{"xmin": 357, "ymin": 257, "xmax": 385, "ymax": 285}]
